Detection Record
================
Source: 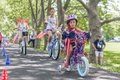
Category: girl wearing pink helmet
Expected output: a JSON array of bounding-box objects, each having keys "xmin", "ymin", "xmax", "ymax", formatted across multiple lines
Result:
[{"xmin": 62, "ymin": 14, "xmax": 81, "ymax": 68}]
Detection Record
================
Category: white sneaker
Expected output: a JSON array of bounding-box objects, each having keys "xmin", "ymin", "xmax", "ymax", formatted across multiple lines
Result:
[
  {"xmin": 62, "ymin": 65, "xmax": 71, "ymax": 71},
  {"xmin": 65, "ymin": 66, "xmax": 71, "ymax": 71},
  {"xmin": 60, "ymin": 43, "xmax": 64, "ymax": 48}
]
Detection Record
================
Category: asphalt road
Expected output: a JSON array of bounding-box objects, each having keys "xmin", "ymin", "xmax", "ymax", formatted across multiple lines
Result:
[{"xmin": 0, "ymin": 45, "xmax": 120, "ymax": 80}]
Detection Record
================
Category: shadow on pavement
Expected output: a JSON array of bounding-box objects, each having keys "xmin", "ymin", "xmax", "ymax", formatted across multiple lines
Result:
[{"xmin": 0, "ymin": 48, "xmax": 120, "ymax": 80}]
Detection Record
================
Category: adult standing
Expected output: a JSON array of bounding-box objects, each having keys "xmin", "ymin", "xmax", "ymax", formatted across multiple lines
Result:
[
  {"xmin": 28, "ymin": 29, "xmax": 36, "ymax": 48},
  {"xmin": 92, "ymin": 35, "xmax": 106, "ymax": 65}
]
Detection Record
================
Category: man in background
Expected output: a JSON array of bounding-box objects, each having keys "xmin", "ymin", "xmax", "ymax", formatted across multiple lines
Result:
[
  {"xmin": 92, "ymin": 34, "xmax": 106, "ymax": 65},
  {"xmin": 28, "ymin": 29, "xmax": 36, "ymax": 48}
]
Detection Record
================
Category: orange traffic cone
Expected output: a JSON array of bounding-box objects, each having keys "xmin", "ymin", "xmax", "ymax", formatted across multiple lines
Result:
[{"xmin": 1, "ymin": 68, "xmax": 9, "ymax": 80}]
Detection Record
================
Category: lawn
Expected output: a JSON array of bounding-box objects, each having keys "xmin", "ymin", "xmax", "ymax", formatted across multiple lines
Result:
[{"xmin": 87, "ymin": 42, "xmax": 120, "ymax": 73}]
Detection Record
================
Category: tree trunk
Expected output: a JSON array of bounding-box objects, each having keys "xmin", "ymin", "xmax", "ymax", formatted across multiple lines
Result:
[
  {"xmin": 47, "ymin": 0, "xmax": 52, "ymax": 15},
  {"xmin": 77, "ymin": 0, "xmax": 120, "ymax": 63},
  {"xmin": 43, "ymin": 0, "xmax": 52, "ymax": 50},
  {"xmin": 88, "ymin": 1, "xmax": 101, "ymax": 63},
  {"xmin": 35, "ymin": 0, "xmax": 38, "ymax": 28},
  {"xmin": 62, "ymin": 0, "xmax": 71, "ymax": 30},
  {"xmin": 57, "ymin": 0, "xmax": 70, "ymax": 30},
  {"xmin": 40, "ymin": 0, "xmax": 46, "ymax": 50},
  {"xmin": 57, "ymin": 0, "xmax": 64, "ymax": 26}
]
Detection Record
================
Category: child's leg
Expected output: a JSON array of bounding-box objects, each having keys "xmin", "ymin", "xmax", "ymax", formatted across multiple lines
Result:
[
  {"xmin": 99, "ymin": 51, "xmax": 103, "ymax": 65},
  {"xmin": 47, "ymin": 31, "xmax": 53, "ymax": 43},
  {"xmin": 18, "ymin": 31, "xmax": 22, "ymax": 44},
  {"xmin": 64, "ymin": 44, "xmax": 73, "ymax": 67},
  {"xmin": 26, "ymin": 36, "xmax": 29, "ymax": 45},
  {"xmin": 28, "ymin": 39, "xmax": 31, "ymax": 44},
  {"xmin": 95, "ymin": 51, "xmax": 99, "ymax": 64},
  {"xmin": 56, "ymin": 31, "xmax": 62, "ymax": 41},
  {"xmin": 33, "ymin": 40, "xmax": 35, "ymax": 48}
]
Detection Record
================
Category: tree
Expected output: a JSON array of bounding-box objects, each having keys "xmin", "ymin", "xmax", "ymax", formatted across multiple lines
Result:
[
  {"xmin": 77, "ymin": 0, "xmax": 120, "ymax": 63},
  {"xmin": 57, "ymin": 0, "xmax": 71, "ymax": 29}
]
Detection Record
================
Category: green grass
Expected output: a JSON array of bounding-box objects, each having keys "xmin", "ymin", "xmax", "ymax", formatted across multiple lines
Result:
[
  {"xmin": 88, "ymin": 42, "xmax": 120, "ymax": 73},
  {"xmin": 104, "ymin": 42, "xmax": 120, "ymax": 53},
  {"xmin": 92, "ymin": 50, "xmax": 120, "ymax": 73}
]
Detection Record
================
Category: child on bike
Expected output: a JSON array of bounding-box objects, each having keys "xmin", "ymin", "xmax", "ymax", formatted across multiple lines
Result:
[
  {"xmin": 44, "ymin": 7, "xmax": 61, "ymax": 49},
  {"xmin": 62, "ymin": 14, "xmax": 81, "ymax": 68},
  {"xmin": 62, "ymin": 14, "xmax": 90, "ymax": 68},
  {"xmin": 16, "ymin": 18, "xmax": 29, "ymax": 45}
]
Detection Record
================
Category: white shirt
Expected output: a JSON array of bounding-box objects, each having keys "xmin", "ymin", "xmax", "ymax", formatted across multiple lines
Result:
[
  {"xmin": 46, "ymin": 16, "xmax": 57, "ymax": 30},
  {"xmin": 30, "ymin": 31, "xmax": 36, "ymax": 40}
]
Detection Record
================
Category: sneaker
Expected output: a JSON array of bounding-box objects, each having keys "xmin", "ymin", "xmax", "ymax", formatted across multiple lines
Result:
[
  {"xmin": 60, "ymin": 43, "xmax": 64, "ymax": 48},
  {"xmin": 64, "ymin": 63, "xmax": 69, "ymax": 68},
  {"xmin": 66, "ymin": 66, "xmax": 71, "ymax": 71},
  {"xmin": 63, "ymin": 63, "xmax": 71, "ymax": 71}
]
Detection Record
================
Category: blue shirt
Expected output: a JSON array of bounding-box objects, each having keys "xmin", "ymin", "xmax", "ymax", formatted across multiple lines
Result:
[{"xmin": 94, "ymin": 39, "xmax": 105, "ymax": 51}]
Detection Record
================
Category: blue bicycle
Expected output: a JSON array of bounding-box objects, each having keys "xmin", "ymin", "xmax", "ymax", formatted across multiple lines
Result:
[{"xmin": 47, "ymin": 25, "xmax": 62, "ymax": 60}]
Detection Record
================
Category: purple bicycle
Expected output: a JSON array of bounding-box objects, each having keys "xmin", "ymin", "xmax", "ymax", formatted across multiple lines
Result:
[{"xmin": 58, "ymin": 31, "xmax": 90, "ymax": 77}]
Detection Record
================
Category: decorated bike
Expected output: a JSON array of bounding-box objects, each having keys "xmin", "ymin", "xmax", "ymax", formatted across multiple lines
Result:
[{"xmin": 58, "ymin": 31, "xmax": 90, "ymax": 77}]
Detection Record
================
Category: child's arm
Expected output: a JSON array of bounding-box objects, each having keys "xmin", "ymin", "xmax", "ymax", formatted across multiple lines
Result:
[
  {"xmin": 92, "ymin": 42, "xmax": 97, "ymax": 51},
  {"xmin": 103, "ymin": 40, "xmax": 106, "ymax": 49},
  {"xmin": 15, "ymin": 23, "xmax": 20, "ymax": 30},
  {"xmin": 44, "ymin": 16, "xmax": 48, "ymax": 24}
]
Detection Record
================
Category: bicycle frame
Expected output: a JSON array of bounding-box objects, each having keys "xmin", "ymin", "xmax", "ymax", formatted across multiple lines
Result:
[
  {"xmin": 47, "ymin": 24, "xmax": 63, "ymax": 60},
  {"xmin": 21, "ymin": 36, "xmax": 26, "ymax": 46},
  {"xmin": 58, "ymin": 31, "xmax": 90, "ymax": 76}
]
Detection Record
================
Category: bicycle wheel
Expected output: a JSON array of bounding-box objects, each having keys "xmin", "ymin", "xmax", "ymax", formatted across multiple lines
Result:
[
  {"xmin": 22, "ymin": 38, "xmax": 27, "ymax": 55},
  {"xmin": 77, "ymin": 56, "xmax": 89, "ymax": 77},
  {"xmin": 47, "ymin": 43, "xmax": 52, "ymax": 57},
  {"xmin": 19, "ymin": 43, "xmax": 23, "ymax": 54},
  {"xmin": 52, "ymin": 40, "xmax": 60, "ymax": 60}
]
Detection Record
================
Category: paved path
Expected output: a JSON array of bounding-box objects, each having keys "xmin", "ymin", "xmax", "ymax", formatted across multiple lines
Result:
[{"xmin": 0, "ymin": 45, "xmax": 120, "ymax": 80}]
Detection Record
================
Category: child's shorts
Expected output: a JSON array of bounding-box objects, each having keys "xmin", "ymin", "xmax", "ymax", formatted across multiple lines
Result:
[{"xmin": 95, "ymin": 51, "xmax": 103, "ymax": 57}]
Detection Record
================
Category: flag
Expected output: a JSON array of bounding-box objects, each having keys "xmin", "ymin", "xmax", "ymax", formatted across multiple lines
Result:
[{"xmin": 37, "ymin": 31, "xmax": 46, "ymax": 39}]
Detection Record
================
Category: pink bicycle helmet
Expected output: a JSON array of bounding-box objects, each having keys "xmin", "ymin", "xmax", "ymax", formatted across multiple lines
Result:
[{"xmin": 66, "ymin": 14, "xmax": 78, "ymax": 24}]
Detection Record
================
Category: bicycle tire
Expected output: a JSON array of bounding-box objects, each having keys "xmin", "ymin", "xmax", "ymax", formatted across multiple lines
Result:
[
  {"xmin": 47, "ymin": 43, "xmax": 52, "ymax": 57},
  {"xmin": 52, "ymin": 40, "xmax": 60, "ymax": 60},
  {"xmin": 77, "ymin": 56, "xmax": 89, "ymax": 77},
  {"xmin": 19, "ymin": 43, "xmax": 22, "ymax": 54},
  {"xmin": 22, "ymin": 38, "xmax": 27, "ymax": 55}
]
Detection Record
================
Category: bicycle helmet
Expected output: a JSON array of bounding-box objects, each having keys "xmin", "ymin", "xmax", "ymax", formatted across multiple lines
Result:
[{"xmin": 66, "ymin": 14, "xmax": 78, "ymax": 25}]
